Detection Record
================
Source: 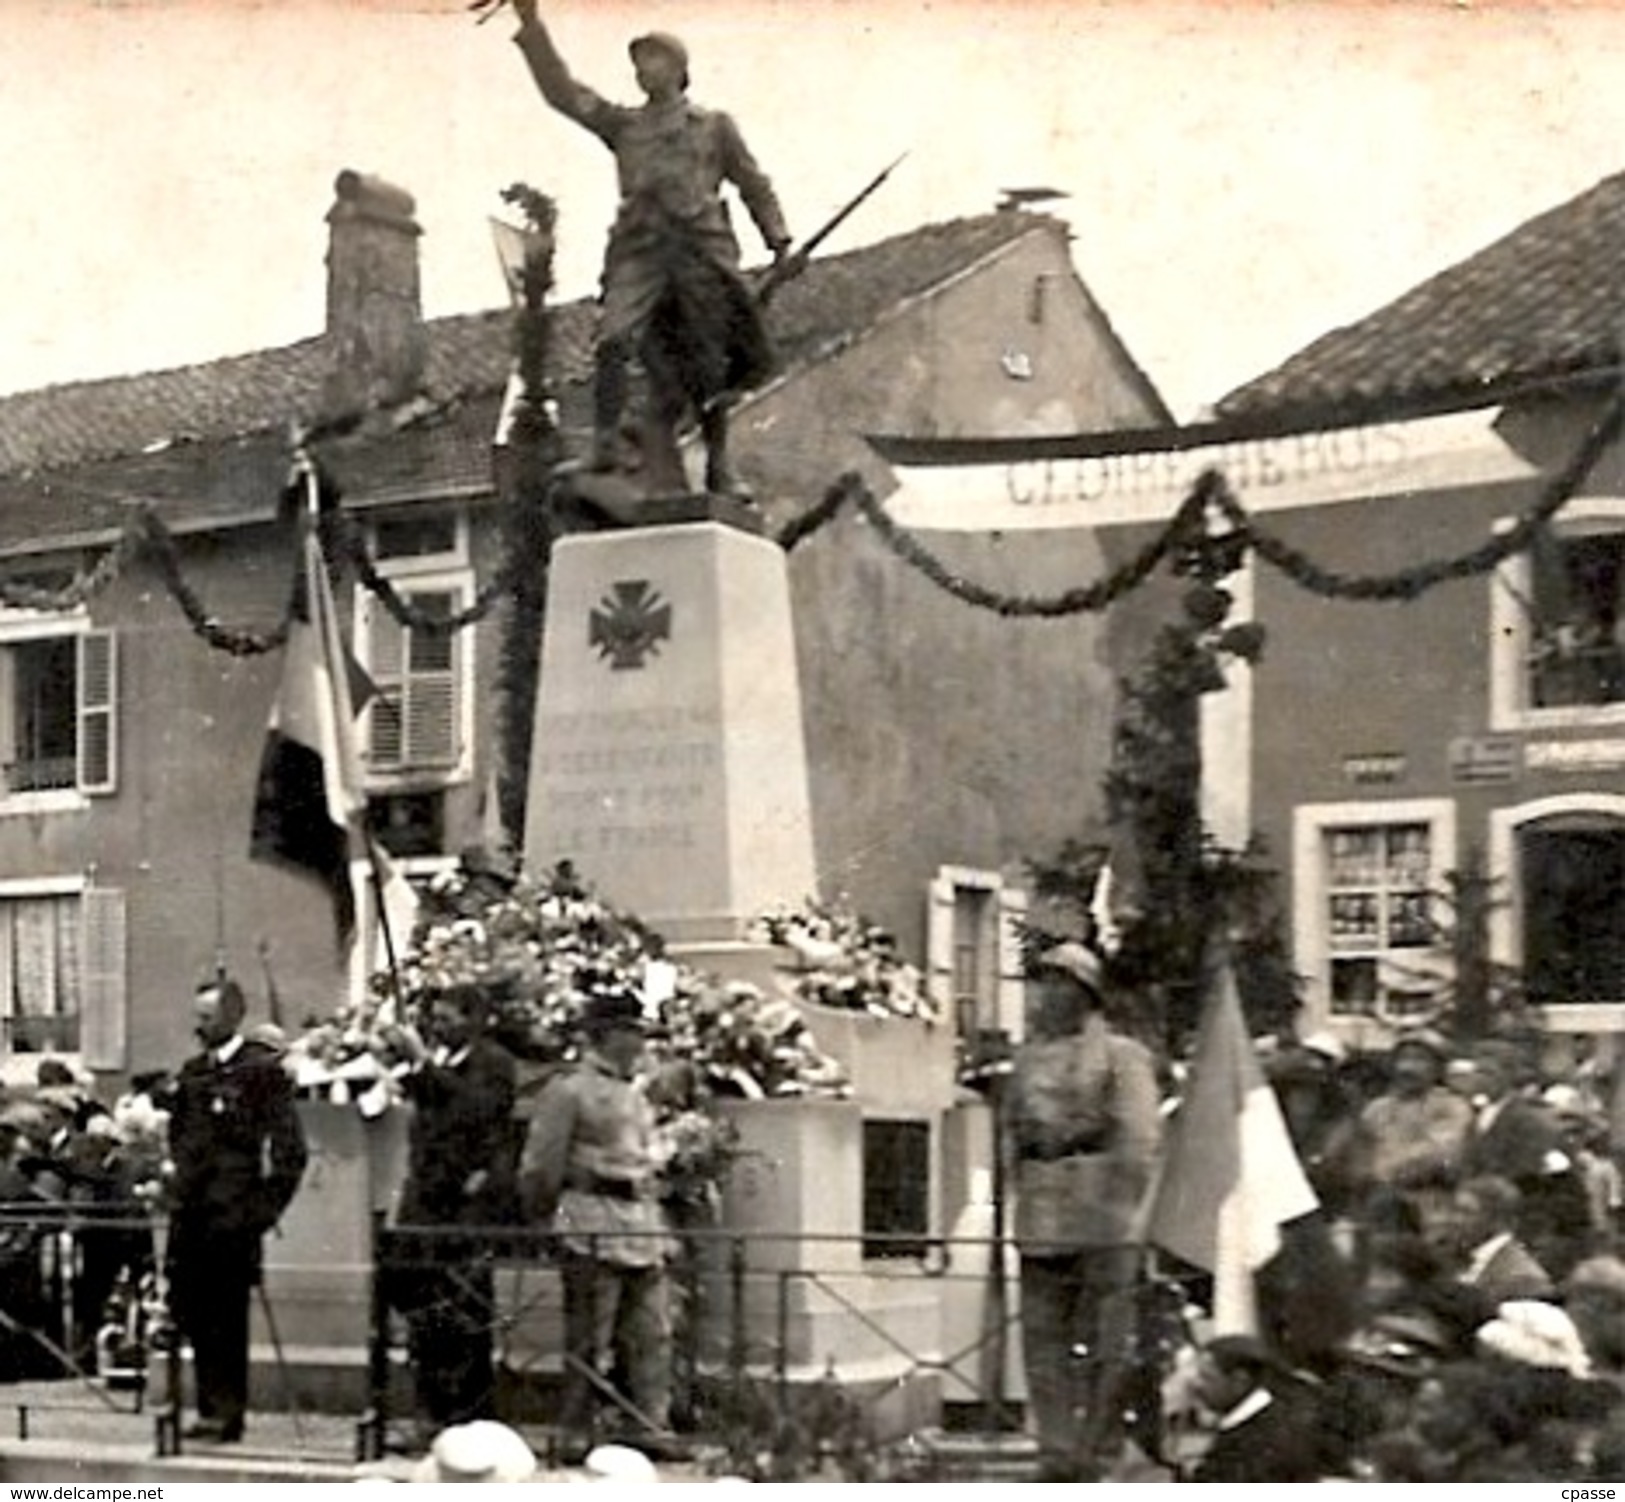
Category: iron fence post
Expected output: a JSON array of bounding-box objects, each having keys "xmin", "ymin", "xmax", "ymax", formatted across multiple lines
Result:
[
  {"xmin": 356, "ymin": 1209, "xmax": 390, "ymax": 1463},
  {"xmin": 728, "ymin": 1235, "xmax": 747, "ymax": 1414},
  {"xmin": 774, "ymin": 1269, "xmax": 790, "ymax": 1423}
]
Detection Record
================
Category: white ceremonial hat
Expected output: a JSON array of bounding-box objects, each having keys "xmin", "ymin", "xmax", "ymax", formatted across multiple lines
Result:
[
  {"xmin": 582, "ymin": 1443, "xmax": 660, "ymax": 1482},
  {"xmin": 410, "ymin": 1420, "xmax": 538, "ymax": 1483}
]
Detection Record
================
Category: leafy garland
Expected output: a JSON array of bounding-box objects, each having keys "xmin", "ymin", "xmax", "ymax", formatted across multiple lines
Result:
[
  {"xmin": 6, "ymin": 390, "xmax": 1616, "ymax": 655},
  {"xmin": 772, "ymin": 393, "xmax": 1625, "ymax": 611}
]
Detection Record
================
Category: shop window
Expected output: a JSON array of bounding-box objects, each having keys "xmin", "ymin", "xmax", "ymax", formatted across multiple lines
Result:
[
  {"xmin": 862, "ymin": 1119, "xmax": 930, "ymax": 1259},
  {"xmin": 1294, "ymin": 800, "xmax": 1455, "ymax": 1036}
]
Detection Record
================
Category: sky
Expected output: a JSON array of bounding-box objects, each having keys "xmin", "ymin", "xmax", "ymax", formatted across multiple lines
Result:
[{"xmin": 9, "ymin": 0, "xmax": 1625, "ymax": 418}]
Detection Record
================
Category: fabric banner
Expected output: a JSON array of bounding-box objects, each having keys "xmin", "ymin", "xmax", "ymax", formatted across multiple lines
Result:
[
  {"xmin": 1144, "ymin": 955, "xmax": 1318, "ymax": 1334},
  {"xmin": 250, "ymin": 514, "xmax": 368, "ymax": 949}
]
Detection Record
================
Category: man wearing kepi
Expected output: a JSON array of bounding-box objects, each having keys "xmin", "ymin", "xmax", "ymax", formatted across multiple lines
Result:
[
  {"xmin": 1005, "ymin": 942, "xmax": 1161, "ymax": 1480},
  {"xmin": 509, "ymin": 0, "xmax": 791, "ymax": 496},
  {"xmin": 520, "ymin": 985, "xmax": 671, "ymax": 1452},
  {"xmin": 165, "ymin": 975, "xmax": 308, "ymax": 1444}
]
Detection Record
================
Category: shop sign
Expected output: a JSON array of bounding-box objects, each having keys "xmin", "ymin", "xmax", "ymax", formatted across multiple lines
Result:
[
  {"xmin": 1449, "ymin": 736, "xmax": 1521, "ymax": 784},
  {"xmin": 1343, "ymin": 752, "xmax": 1407, "ymax": 785}
]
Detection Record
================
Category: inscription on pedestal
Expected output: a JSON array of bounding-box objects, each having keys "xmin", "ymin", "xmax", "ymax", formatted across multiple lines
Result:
[{"xmin": 535, "ymin": 704, "xmax": 723, "ymax": 856}]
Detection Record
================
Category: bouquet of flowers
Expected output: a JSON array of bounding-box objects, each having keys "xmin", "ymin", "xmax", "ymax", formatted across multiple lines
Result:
[{"xmin": 751, "ymin": 896, "xmax": 939, "ymax": 1024}]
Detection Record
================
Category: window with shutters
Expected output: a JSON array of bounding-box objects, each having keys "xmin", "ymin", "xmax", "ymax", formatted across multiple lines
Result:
[
  {"xmin": 926, "ymin": 866, "xmax": 1028, "ymax": 1044},
  {"xmin": 0, "ymin": 616, "xmax": 116, "ymax": 811},
  {"xmin": 357, "ymin": 563, "xmax": 473, "ymax": 787},
  {"xmin": 0, "ymin": 879, "xmax": 125, "ymax": 1079}
]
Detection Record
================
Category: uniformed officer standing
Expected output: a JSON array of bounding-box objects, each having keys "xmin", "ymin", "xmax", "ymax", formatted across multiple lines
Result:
[
  {"xmin": 519, "ymin": 988, "xmax": 671, "ymax": 1451},
  {"xmin": 509, "ymin": 0, "xmax": 792, "ymax": 495},
  {"xmin": 165, "ymin": 977, "xmax": 307, "ymax": 1443},
  {"xmin": 1005, "ymin": 943, "xmax": 1162, "ymax": 1480}
]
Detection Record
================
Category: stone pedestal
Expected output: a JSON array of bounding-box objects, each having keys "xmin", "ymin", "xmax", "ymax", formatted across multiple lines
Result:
[
  {"xmin": 256, "ymin": 1102, "xmax": 409, "ymax": 1354},
  {"xmin": 523, "ymin": 504, "xmax": 816, "ymax": 943}
]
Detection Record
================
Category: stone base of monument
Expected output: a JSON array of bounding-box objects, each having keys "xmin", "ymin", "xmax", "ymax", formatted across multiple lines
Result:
[
  {"xmin": 699, "ymin": 1098, "xmax": 948, "ymax": 1438},
  {"xmin": 210, "ymin": 1102, "xmax": 411, "ymax": 1412}
]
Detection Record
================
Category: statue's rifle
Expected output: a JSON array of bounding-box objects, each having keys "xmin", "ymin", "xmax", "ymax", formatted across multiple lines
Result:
[{"xmin": 755, "ymin": 151, "xmax": 909, "ymax": 308}]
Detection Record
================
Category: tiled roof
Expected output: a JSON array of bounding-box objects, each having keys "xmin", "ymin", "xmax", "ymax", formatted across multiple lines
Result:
[
  {"xmin": 0, "ymin": 211, "xmax": 1051, "ymax": 485},
  {"xmin": 1218, "ymin": 169, "xmax": 1625, "ymax": 425}
]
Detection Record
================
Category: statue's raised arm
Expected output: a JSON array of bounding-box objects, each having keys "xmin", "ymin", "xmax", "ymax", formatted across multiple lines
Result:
[
  {"xmin": 512, "ymin": 0, "xmax": 619, "ymax": 139},
  {"xmin": 506, "ymin": 0, "xmax": 792, "ymax": 500}
]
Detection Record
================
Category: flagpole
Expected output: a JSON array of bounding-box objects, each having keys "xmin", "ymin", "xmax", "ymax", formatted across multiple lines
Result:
[{"xmin": 365, "ymin": 834, "xmax": 408, "ymax": 1022}]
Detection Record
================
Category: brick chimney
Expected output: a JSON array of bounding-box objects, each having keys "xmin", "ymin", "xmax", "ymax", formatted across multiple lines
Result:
[{"xmin": 322, "ymin": 169, "xmax": 426, "ymax": 417}]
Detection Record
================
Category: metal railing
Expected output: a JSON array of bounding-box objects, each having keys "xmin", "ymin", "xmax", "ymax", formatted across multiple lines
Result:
[
  {"xmin": 0, "ymin": 1199, "xmax": 1191, "ymax": 1477},
  {"xmin": 358, "ymin": 1215, "xmax": 1189, "ymax": 1477}
]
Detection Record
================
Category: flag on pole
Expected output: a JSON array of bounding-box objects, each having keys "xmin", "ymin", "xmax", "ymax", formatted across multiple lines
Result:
[
  {"xmin": 1143, "ymin": 953, "xmax": 1318, "ymax": 1335},
  {"xmin": 250, "ymin": 512, "xmax": 368, "ymax": 949}
]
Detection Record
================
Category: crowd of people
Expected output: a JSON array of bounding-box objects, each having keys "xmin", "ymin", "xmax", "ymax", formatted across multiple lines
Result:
[
  {"xmin": 0, "ymin": 1058, "xmax": 168, "ymax": 1381},
  {"xmin": 1006, "ymin": 936, "xmax": 1625, "ymax": 1482},
  {"xmin": 0, "ymin": 943, "xmax": 1621, "ymax": 1482}
]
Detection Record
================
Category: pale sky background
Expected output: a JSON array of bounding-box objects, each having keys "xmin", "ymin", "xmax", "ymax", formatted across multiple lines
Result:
[{"xmin": 9, "ymin": 0, "xmax": 1625, "ymax": 418}]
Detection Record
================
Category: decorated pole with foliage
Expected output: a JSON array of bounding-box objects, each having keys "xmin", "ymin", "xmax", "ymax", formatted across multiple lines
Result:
[{"xmin": 492, "ymin": 185, "xmax": 564, "ymax": 849}]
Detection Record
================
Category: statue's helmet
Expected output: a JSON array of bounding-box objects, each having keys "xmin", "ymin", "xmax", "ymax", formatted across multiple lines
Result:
[{"xmin": 629, "ymin": 30, "xmax": 690, "ymax": 85}]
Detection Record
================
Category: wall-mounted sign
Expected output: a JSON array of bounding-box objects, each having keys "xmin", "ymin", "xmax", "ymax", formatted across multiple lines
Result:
[
  {"xmin": 1449, "ymin": 736, "xmax": 1521, "ymax": 784},
  {"xmin": 1343, "ymin": 752, "xmax": 1407, "ymax": 786},
  {"xmin": 1525, "ymin": 739, "xmax": 1625, "ymax": 773}
]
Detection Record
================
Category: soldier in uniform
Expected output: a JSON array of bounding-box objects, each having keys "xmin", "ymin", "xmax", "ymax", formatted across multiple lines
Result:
[
  {"xmin": 519, "ymin": 988, "xmax": 670, "ymax": 1453},
  {"xmin": 165, "ymin": 976, "xmax": 307, "ymax": 1443},
  {"xmin": 1005, "ymin": 942, "xmax": 1162, "ymax": 1480},
  {"xmin": 510, "ymin": 0, "xmax": 792, "ymax": 496}
]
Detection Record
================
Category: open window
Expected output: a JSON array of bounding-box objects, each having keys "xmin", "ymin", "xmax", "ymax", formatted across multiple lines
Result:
[{"xmin": 1491, "ymin": 503, "xmax": 1625, "ymax": 728}]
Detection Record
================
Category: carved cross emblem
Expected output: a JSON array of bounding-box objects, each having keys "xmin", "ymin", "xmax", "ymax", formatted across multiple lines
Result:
[{"xmin": 588, "ymin": 580, "xmax": 672, "ymax": 670}]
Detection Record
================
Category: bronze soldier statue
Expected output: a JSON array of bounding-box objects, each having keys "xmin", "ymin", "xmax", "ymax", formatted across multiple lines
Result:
[{"xmin": 509, "ymin": 0, "xmax": 792, "ymax": 499}]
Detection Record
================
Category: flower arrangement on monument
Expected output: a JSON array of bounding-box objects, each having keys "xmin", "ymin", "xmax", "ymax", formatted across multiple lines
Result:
[
  {"xmin": 751, "ymin": 896, "xmax": 939, "ymax": 1024},
  {"xmin": 284, "ymin": 857, "xmax": 851, "ymax": 1205}
]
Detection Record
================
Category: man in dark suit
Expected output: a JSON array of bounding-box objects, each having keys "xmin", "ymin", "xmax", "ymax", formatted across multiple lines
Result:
[
  {"xmin": 384, "ymin": 990, "xmax": 518, "ymax": 1429},
  {"xmin": 1190, "ymin": 1335, "xmax": 1332, "ymax": 1482},
  {"xmin": 1462, "ymin": 1039, "xmax": 1590, "ymax": 1276},
  {"xmin": 165, "ymin": 976, "xmax": 308, "ymax": 1443}
]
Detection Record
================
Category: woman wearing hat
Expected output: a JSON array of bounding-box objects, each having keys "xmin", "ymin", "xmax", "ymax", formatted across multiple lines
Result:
[{"xmin": 1350, "ymin": 1028, "xmax": 1473, "ymax": 1240}]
